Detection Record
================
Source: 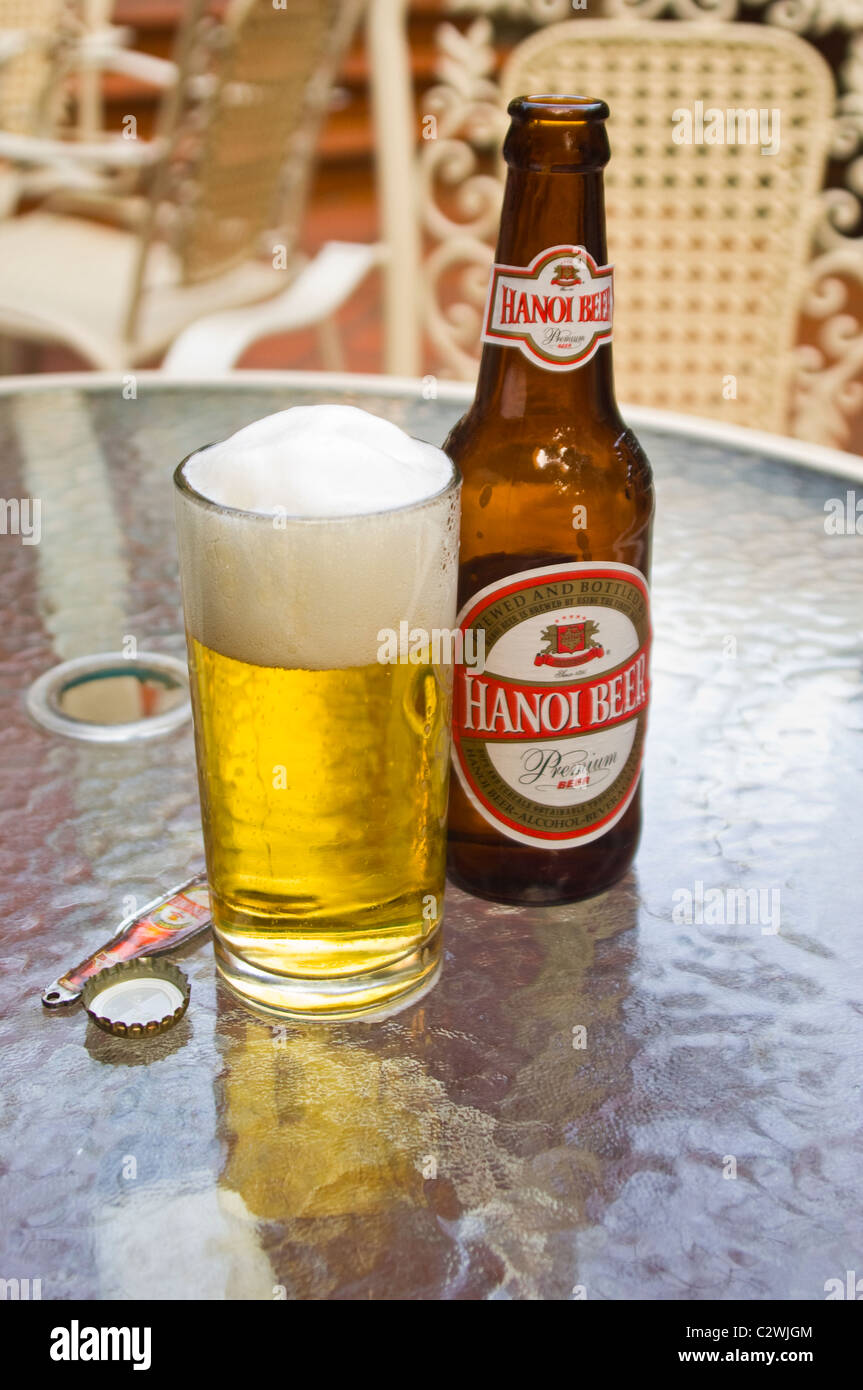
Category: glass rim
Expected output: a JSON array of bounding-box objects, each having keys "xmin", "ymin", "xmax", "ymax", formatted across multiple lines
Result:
[{"xmin": 173, "ymin": 437, "xmax": 461, "ymax": 526}]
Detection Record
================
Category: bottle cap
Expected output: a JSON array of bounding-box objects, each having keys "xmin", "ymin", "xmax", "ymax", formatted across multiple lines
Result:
[{"xmin": 81, "ymin": 959, "xmax": 190, "ymax": 1037}]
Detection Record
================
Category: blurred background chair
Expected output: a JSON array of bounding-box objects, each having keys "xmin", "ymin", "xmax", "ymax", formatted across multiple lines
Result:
[
  {"xmin": 0, "ymin": 0, "xmax": 376, "ymax": 370},
  {"xmin": 0, "ymin": 0, "xmax": 147, "ymax": 212},
  {"xmin": 0, "ymin": 0, "xmax": 94, "ymax": 214},
  {"xmin": 0, "ymin": 1, "xmax": 860, "ymax": 446},
  {"xmin": 0, "ymin": 0, "xmax": 78, "ymax": 139},
  {"xmin": 376, "ymin": 11, "xmax": 844, "ymax": 442}
]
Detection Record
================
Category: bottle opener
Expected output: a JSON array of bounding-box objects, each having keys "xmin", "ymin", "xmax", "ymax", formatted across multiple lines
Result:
[{"xmin": 41, "ymin": 873, "xmax": 211, "ymax": 1007}]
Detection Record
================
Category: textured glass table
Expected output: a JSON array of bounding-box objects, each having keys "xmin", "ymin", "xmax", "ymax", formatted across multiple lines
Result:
[{"xmin": 1, "ymin": 372, "xmax": 862, "ymax": 1301}]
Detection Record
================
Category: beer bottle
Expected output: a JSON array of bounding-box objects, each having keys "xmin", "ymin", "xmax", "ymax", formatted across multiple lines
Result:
[{"xmin": 446, "ymin": 96, "xmax": 654, "ymax": 904}]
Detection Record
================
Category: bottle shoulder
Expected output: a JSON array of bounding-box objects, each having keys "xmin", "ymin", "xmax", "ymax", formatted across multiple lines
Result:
[{"xmin": 444, "ymin": 408, "xmax": 654, "ymax": 497}]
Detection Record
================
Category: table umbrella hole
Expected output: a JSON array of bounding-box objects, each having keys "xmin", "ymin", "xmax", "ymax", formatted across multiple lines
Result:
[{"xmin": 26, "ymin": 651, "xmax": 191, "ymax": 742}]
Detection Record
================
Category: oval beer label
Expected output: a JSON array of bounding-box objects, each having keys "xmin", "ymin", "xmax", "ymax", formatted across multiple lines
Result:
[
  {"xmin": 481, "ymin": 244, "xmax": 613, "ymax": 371},
  {"xmin": 452, "ymin": 563, "xmax": 650, "ymax": 847}
]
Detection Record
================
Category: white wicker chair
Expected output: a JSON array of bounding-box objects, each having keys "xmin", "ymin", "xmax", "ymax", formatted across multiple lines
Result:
[
  {"xmin": 0, "ymin": 0, "xmax": 119, "ymax": 214},
  {"xmin": 372, "ymin": 7, "xmax": 857, "ymax": 444},
  {"xmin": 0, "ymin": 0, "xmax": 70, "ymax": 137},
  {"xmin": 0, "ymin": 0, "xmax": 376, "ymax": 372}
]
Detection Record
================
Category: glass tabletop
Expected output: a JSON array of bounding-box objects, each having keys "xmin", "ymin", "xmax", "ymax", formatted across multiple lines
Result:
[{"xmin": 1, "ymin": 374, "xmax": 861, "ymax": 1300}]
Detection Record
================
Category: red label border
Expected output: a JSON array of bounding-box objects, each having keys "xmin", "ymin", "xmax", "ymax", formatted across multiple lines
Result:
[
  {"xmin": 481, "ymin": 244, "xmax": 614, "ymax": 370},
  {"xmin": 453, "ymin": 563, "xmax": 650, "ymax": 847}
]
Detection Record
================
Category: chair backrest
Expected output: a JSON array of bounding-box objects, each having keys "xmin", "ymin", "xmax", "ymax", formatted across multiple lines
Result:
[
  {"xmin": 164, "ymin": 0, "xmax": 362, "ymax": 287},
  {"xmin": 0, "ymin": 0, "xmax": 70, "ymax": 135},
  {"xmin": 122, "ymin": 0, "xmax": 363, "ymax": 343},
  {"xmin": 379, "ymin": 14, "xmax": 837, "ymax": 437},
  {"xmin": 503, "ymin": 21, "xmax": 834, "ymax": 433}
]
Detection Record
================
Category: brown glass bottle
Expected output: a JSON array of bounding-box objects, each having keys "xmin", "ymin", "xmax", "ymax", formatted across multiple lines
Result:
[{"xmin": 446, "ymin": 96, "xmax": 654, "ymax": 905}]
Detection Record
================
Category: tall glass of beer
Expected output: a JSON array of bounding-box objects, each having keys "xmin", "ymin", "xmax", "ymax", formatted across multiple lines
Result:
[{"xmin": 174, "ymin": 406, "xmax": 460, "ymax": 1018}]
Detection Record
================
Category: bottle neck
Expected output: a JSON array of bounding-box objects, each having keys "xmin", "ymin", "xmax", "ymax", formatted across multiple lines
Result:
[{"xmin": 475, "ymin": 167, "xmax": 620, "ymax": 426}]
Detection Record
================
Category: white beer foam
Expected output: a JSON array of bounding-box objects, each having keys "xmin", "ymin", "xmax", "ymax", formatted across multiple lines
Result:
[
  {"xmin": 175, "ymin": 405, "xmax": 460, "ymax": 670},
  {"xmin": 182, "ymin": 405, "xmax": 452, "ymax": 516}
]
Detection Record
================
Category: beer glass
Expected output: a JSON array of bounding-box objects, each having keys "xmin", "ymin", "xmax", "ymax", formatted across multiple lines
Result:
[{"xmin": 174, "ymin": 427, "xmax": 460, "ymax": 1018}]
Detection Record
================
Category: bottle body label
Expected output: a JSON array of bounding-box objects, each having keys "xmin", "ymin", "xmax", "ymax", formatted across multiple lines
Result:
[
  {"xmin": 452, "ymin": 563, "xmax": 650, "ymax": 848},
  {"xmin": 482, "ymin": 244, "xmax": 613, "ymax": 371}
]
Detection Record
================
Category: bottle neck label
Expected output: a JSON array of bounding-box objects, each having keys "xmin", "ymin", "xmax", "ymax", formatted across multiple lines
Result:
[
  {"xmin": 452, "ymin": 563, "xmax": 650, "ymax": 848},
  {"xmin": 482, "ymin": 244, "xmax": 613, "ymax": 372}
]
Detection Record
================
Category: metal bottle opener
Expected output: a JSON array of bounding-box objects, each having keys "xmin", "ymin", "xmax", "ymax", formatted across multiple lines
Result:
[{"xmin": 42, "ymin": 873, "xmax": 211, "ymax": 1007}]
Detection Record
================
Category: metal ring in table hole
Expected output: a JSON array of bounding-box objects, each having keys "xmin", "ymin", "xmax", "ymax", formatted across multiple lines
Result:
[{"xmin": 26, "ymin": 651, "xmax": 191, "ymax": 743}]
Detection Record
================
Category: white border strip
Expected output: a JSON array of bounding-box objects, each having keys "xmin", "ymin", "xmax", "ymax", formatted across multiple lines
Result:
[
  {"xmin": 618, "ymin": 403, "xmax": 863, "ymax": 484},
  {"xmin": 0, "ymin": 370, "xmax": 860, "ymax": 482}
]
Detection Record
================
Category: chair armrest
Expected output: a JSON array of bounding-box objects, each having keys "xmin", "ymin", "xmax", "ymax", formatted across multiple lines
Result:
[
  {"xmin": 76, "ymin": 42, "xmax": 178, "ymax": 91},
  {"xmin": 0, "ymin": 130, "xmax": 165, "ymax": 170},
  {"xmin": 80, "ymin": 25, "xmax": 135, "ymax": 51}
]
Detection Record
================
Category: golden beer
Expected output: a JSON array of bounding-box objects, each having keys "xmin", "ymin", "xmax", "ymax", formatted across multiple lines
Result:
[
  {"xmin": 189, "ymin": 639, "xmax": 451, "ymax": 996},
  {"xmin": 174, "ymin": 406, "xmax": 460, "ymax": 1017}
]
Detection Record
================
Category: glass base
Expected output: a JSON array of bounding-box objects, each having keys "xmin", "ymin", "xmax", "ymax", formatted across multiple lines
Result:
[{"xmin": 214, "ymin": 927, "xmax": 442, "ymax": 1021}]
